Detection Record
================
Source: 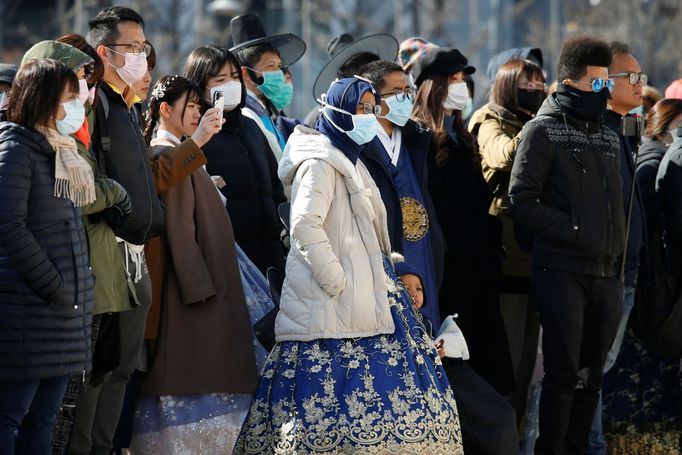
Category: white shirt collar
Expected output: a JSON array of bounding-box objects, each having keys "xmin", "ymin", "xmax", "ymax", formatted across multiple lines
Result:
[
  {"xmin": 376, "ymin": 127, "xmax": 402, "ymax": 167},
  {"xmin": 156, "ymin": 129, "xmax": 182, "ymax": 145}
]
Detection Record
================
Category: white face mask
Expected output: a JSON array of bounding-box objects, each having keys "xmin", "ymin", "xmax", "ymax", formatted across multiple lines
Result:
[
  {"xmin": 210, "ymin": 80, "xmax": 242, "ymax": 112},
  {"xmin": 107, "ymin": 48, "xmax": 148, "ymax": 86},
  {"xmin": 78, "ymin": 79, "xmax": 90, "ymax": 105},
  {"xmin": 443, "ymin": 82, "xmax": 470, "ymax": 111}
]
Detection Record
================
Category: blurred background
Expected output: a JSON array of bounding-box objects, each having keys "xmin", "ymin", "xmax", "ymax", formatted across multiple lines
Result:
[{"xmin": 2, "ymin": 0, "xmax": 681, "ymax": 119}]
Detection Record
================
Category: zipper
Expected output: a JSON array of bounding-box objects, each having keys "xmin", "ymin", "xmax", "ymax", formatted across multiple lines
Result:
[
  {"xmin": 592, "ymin": 142, "xmax": 614, "ymax": 276},
  {"xmin": 129, "ymin": 109, "xmax": 154, "ymax": 243},
  {"xmin": 571, "ymin": 149, "xmax": 587, "ymax": 175}
]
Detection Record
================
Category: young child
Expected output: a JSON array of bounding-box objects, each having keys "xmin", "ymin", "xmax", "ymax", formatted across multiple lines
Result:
[{"xmin": 398, "ymin": 261, "xmax": 518, "ymax": 455}]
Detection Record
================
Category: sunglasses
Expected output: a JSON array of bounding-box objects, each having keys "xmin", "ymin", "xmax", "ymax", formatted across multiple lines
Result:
[
  {"xmin": 572, "ymin": 78, "xmax": 614, "ymax": 93},
  {"xmin": 609, "ymin": 72, "xmax": 648, "ymax": 86}
]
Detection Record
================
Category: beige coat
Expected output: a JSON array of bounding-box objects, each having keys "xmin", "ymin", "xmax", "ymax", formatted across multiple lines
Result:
[
  {"xmin": 469, "ymin": 103, "xmax": 531, "ymax": 278},
  {"xmin": 276, "ymin": 126, "xmax": 394, "ymax": 342},
  {"xmin": 141, "ymin": 138, "xmax": 257, "ymax": 396}
]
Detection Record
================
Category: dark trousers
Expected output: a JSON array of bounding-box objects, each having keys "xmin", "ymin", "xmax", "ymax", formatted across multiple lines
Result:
[
  {"xmin": 0, "ymin": 375, "xmax": 69, "ymax": 454},
  {"xmin": 532, "ymin": 268, "xmax": 622, "ymax": 455}
]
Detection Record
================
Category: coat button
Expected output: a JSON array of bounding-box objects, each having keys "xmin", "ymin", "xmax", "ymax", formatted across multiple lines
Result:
[{"xmin": 573, "ymin": 225, "xmax": 579, "ymax": 230}]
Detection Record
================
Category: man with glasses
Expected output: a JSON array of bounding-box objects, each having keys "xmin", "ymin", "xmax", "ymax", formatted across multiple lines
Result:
[
  {"xmin": 587, "ymin": 41, "xmax": 646, "ymax": 455},
  {"xmin": 360, "ymin": 60, "xmax": 444, "ymax": 333},
  {"xmin": 509, "ymin": 34, "xmax": 626, "ymax": 454},
  {"xmin": 69, "ymin": 7, "xmax": 208, "ymax": 455},
  {"xmin": 229, "ymin": 13, "xmax": 306, "ymax": 159}
]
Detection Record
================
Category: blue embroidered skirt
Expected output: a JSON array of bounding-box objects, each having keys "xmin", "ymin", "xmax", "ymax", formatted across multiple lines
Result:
[{"xmin": 234, "ymin": 257, "xmax": 463, "ymax": 454}]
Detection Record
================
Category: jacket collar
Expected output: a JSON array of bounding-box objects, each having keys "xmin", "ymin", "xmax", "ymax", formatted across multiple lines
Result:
[
  {"xmin": 537, "ymin": 95, "xmax": 602, "ymax": 134},
  {"xmin": 0, "ymin": 121, "xmax": 55, "ymax": 156}
]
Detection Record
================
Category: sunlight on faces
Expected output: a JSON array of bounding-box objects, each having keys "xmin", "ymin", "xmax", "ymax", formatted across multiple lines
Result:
[
  {"xmin": 357, "ymin": 91, "xmax": 377, "ymax": 114},
  {"xmin": 97, "ymin": 21, "xmax": 146, "ymax": 82},
  {"xmin": 379, "ymin": 71, "xmax": 410, "ymax": 116},
  {"xmin": 448, "ymin": 70, "xmax": 465, "ymax": 84},
  {"xmin": 204, "ymin": 62, "xmax": 240, "ymax": 101},
  {"xmin": 55, "ymin": 85, "xmax": 79, "ymax": 122},
  {"xmin": 400, "ymin": 274, "xmax": 424, "ymax": 309},
  {"xmin": 563, "ymin": 65, "xmax": 609, "ymax": 92},
  {"xmin": 159, "ymin": 93, "xmax": 202, "ymax": 138},
  {"xmin": 132, "ymin": 68, "xmax": 152, "ymax": 101},
  {"xmin": 609, "ymin": 54, "xmax": 643, "ymax": 113}
]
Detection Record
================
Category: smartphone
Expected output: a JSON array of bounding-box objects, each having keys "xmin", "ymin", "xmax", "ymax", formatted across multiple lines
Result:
[{"xmin": 213, "ymin": 90, "xmax": 224, "ymax": 119}]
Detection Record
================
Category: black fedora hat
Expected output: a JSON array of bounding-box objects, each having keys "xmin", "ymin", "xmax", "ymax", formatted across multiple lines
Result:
[
  {"xmin": 312, "ymin": 33, "xmax": 398, "ymax": 101},
  {"xmin": 412, "ymin": 47, "xmax": 476, "ymax": 87},
  {"xmin": 229, "ymin": 13, "xmax": 306, "ymax": 67}
]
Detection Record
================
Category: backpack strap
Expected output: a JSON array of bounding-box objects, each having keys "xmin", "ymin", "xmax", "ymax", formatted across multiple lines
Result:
[{"xmin": 93, "ymin": 86, "xmax": 111, "ymax": 178}]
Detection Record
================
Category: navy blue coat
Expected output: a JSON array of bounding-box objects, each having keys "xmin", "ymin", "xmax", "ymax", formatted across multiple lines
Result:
[
  {"xmin": 0, "ymin": 122, "xmax": 94, "ymax": 381},
  {"xmin": 361, "ymin": 120, "xmax": 445, "ymax": 287}
]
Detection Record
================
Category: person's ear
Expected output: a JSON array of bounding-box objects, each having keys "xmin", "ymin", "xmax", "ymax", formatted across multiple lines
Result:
[
  {"xmin": 96, "ymin": 45, "xmax": 109, "ymax": 61},
  {"xmin": 159, "ymin": 101, "xmax": 172, "ymax": 119},
  {"xmin": 240, "ymin": 66, "xmax": 251, "ymax": 82},
  {"xmin": 562, "ymin": 78, "xmax": 573, "ymax": 87}
]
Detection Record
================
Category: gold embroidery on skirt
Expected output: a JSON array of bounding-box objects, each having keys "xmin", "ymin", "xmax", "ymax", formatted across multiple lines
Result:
[{"xmin": 400, "ymin": 197, "xmax": 429, "ymax": 242}]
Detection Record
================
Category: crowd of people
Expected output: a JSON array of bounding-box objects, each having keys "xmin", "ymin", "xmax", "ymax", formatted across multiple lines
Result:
[{"xmin": 0, "ymin": 5, "xmax": 681, "ymax": 455}]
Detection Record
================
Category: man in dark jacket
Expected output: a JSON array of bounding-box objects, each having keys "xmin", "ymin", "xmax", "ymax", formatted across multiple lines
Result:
[
  {"xmin": 508, "ymin": 35, "xmax": 626, "ymax": 454},
  {"xmin": 588, "ymin": 40, "xmax": 646, "ymax": 455},
  {"xmin": 69, "ymin": 7, "xmax": 206, "ymax": 455},
  {"xmin": 359, "ymin": 59, "xmax": 444, "ymax": 332}
]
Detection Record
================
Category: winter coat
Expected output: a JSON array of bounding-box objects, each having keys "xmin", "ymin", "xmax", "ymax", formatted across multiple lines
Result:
[
  {"xmin": 141, "ymin": 139, "xmax": 257, "ymax": 396},
  {"xmin": 22, "ymin": 40, "xmax": 132, "ymax": 314},
  {"xmin": 425, "ymin": 115, "xmax": 514, "ymax": 395},
  {"xmin": 276, "ymin": 126, "xmax": 394, "ymax": 342},
  {"xmin": 360, "ymin": 120, "xmax": 445, "ymax": 287},
  {"xmin": 509, "ymin": 95, "xmax": 626, "ymax": 277},
  {"xmin": 469, "ymin": 103, "xmax": 531, "ymax": 279},
  {"xmin": 656, "ymin": 135, "xmax": 682, "ymax": 260},
  {"xmin": 202, "ymin": 114, "xmax": 286, "ymax": 274},
  {"xmin": 0, "ymin": 122, "xmax": 94, "ymax": 381}
]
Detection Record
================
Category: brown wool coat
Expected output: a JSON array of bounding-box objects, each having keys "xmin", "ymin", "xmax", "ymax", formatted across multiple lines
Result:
[{"xmin": 141, "ymin": 139, "xmax": 258, "ymax": 396}]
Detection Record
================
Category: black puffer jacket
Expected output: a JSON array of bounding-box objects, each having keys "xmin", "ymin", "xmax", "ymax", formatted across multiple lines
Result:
[
  {"xmin": 0, "ymin": 122, "xmax": 94, "ymax": 381},
  {"xmin": 509, "ymin": 94, "xmax": 626, "ymax": 277},
  {"xmin": 203, "ymin": 114, "xmax": 286, "ymax": 273}
]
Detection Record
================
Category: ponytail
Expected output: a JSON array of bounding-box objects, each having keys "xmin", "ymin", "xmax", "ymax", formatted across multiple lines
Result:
[{"xmin": 143, "ymin": 104, "xmax": 160, "ymax": 147}]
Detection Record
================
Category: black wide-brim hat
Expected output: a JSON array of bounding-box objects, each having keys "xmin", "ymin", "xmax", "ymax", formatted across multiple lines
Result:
[
  {"xmin": 229, "ymin": 13, "xmax": 306, "ymax": 67},
  {"xmin": 412, "ymin": 47, "xmax": 476, "ymax": 87},
  {"xmin": 312, "ymin": 33, "xmax": 399, "ymax": 101}
]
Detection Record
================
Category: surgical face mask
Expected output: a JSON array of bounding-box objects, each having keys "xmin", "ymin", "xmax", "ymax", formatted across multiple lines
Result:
[
  {"xmin": 382, "ymin": 95, "xmax": 413, "ymax": 126},
  {"xmin": 462, "ymin": 98, "xmax": 473, "ymax": 120},
  {"xmin": 443, "ymin": 82, "xmax": 470, "ymax": 111},
  {"xmin": 56, "ymin": 98, "xmax": 85, "ymax": 136},
  {"xmin": 0, "ymin": 91, "xmax": 8, "ymax": 111},
  {"xmin": 254, "ymin": 69, "xmax": 293, "ymax": 110},
  {"xmin": 107, "ymin": 47, "xmax": 148, "ymax": 85},
  {"xmin": 210, "ymin": 80, "xmax": 242, "ymax": 112},
  {"xmin": 78, "ymin": 79, "xmax": 90, "ymax": 105},
  {"xmin": 324, "ymin": 104, "xmax": 381, "ymax": 145}
]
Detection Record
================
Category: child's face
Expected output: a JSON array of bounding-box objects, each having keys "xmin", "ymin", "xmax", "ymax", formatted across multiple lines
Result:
[{"xmin": 401, "ymin": 273, "xmax": 424, "ymax": 309}]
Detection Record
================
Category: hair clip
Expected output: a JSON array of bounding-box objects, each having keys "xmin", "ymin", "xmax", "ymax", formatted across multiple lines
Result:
[{"xmin": 150, "ymin": 75, "xmax": 180, "ymax": 101}]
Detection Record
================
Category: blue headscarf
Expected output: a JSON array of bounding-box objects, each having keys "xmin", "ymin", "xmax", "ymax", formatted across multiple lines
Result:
[{"xmin": 316, "ymin": 77, "xmax": 379, "ymax": 164}]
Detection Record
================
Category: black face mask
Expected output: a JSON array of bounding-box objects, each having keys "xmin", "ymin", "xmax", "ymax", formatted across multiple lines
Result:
[
  {"xmin": 516, "ymin": 88, "xmax": 545, "ymax": 114},
  {"xmin": 555, "ymin": 83, "xmax": 610, "ymax": 122}
]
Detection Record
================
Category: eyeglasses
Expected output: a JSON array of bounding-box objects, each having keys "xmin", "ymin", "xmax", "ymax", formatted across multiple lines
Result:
[
  {"xmin": 572, "ymin": 78, "xmax": 614, "ymax": 93},
  {"xmin": 358, "ymin": 102, "xmax": 382, "ymax": 116},
  {"xmin": 105, "ymin": 42, "xmax": 152, "ymax": 57},
  {"xmin": 518, "ymin": 82, "xmax": 546, "ymax": 91},
  {"xmin": 609, "ymin": 72, "xmax": 648, "ymax": 86},
  {"xmin": 380, "ymin": 89, "xmax": 416, "ymax": 102}
]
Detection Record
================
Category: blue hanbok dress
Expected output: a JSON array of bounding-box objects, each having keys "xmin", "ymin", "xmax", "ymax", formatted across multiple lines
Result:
[
  {"xmin": 129, "ymin": 245, "xmax": 274, "ymax": 454},
  {"xmin": 233, "ymin": 257, "xmax": 463, "ymax": 454}
]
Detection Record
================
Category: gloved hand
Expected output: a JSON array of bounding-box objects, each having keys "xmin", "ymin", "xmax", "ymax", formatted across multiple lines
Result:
[{"xmin": 107, "ymin": 179, "xmax": 132, "ymax": 215}]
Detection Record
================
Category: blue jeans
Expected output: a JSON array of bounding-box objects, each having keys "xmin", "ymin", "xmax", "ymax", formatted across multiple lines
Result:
[
  {"xmin": 0, "ymin": 375, "xmax": 70, "ymax": 454},
  {"xmin": 587, "ymin": 286, "xmax": 636, "ymax": 455}
]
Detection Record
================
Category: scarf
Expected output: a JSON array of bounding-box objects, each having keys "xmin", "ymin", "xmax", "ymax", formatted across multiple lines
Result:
[
  {"xmin": 555, "ymin": 83, "xmax": 610, "ymax": 123},
  {"xmin": 38, "ymin": 126, "xmax": 96, "ymax": 207}
]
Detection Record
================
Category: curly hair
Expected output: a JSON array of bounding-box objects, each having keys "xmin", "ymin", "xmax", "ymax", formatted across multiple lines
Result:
[{"xmin": 556, "ymin": 34, "xmax": 612, "ymax": 82}]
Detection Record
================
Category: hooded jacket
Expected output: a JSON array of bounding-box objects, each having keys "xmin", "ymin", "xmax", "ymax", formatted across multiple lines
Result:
[
  {"xmin": 275, "ymin": 126, "xmax": 394, "ymax": 341},
  {"xmin": 0, "ymin": 122, "xmax": 94, "ymax": 380},
  {"xmin": 22, "ymin": 40, "xmax": 132, "ymax": 314},
  {"xmin": 509, "ymin": 94, "xmax": 626, "ymax": 277}
]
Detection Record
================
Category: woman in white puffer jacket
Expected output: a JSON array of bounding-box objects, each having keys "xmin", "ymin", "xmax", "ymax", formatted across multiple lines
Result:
[{"xmin": 234, "ymin": 77, "xmax": 463, "ymax": 455}]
